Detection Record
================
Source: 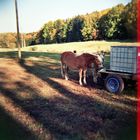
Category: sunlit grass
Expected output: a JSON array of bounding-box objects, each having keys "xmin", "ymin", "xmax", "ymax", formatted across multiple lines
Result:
[{"xmin": 21, "ymin": 40, "xmax": 138, "ymax": 53}]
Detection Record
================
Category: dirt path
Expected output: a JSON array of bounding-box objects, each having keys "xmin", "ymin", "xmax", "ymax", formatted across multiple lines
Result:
[{"xmin": 0, "ymin": 58, "xmax": 137, "ymax": 140}]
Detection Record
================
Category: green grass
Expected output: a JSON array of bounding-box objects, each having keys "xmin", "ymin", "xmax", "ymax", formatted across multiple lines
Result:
[
  {"xmin": 0, "ymin": 40, "xmax": 137, "ymax": 56},
  {"xmin": 21, "ymin": 40, "xmax": 138, "ymax": 53},
  {"xmin": 0, "ymin": 51, "xmax": 60, "ymax": 62}
]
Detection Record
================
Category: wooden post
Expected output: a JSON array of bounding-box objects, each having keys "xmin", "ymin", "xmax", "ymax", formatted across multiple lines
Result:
[{"xmin": 14, "ymin": 0, "xmax": 21, "ymax": 59}]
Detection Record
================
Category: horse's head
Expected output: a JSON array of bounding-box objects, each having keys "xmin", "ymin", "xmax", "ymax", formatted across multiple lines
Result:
[
  {"xmin": 100, "ymin": 50, "xmax": 105, "ymax": 61},
  {"xmin": 97, "ymin": 50, "xmax": 105, "ymax": 62},
  {"xmin": 94, "ymin": 53, "xmax": 104, "ymax": 70},
  {"xmin": 90, "ymin": 53, "xmax": 105, "ymax": 83}
]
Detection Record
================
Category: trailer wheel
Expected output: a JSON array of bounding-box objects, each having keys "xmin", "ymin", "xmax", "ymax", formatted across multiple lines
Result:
[{"xmin": 105, "ymin": 75, "xmax": 124, "ymax": 94}]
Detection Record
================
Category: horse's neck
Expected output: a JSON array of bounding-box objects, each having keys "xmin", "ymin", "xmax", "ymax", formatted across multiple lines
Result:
[
  {"xmin": 87, "ymin": 56, "xmax": 95, "ymax": 63},
  {"xmin": 73, "ymin": 55, "xmax": 77, "ymax": 60},
  {"xmin": 88, "ymin": 56, "xmax": 98, "ymax": 68}
]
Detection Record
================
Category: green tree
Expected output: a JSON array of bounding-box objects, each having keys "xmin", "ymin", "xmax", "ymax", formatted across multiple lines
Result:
[
  {"xmin": 122, "ymin": 0, "xmax": 137, "ymax": 39},
  {"xmin": 81, "ymin": 12, "xmax": 101, "ymax": 41},
  {"xmin": 42, "ymin": 21, "xmax": 57, "ymax": 44},
  {"xmin": 34, "ymin": 29, "xmax": 44, "ymax": 44},
  {"xmin": 28, "ymin": 2, "xmax": 135, "ymax": 45},
  {"xmin": 54, "ymin": 19, "xmax": 67, "ymax": 43},
  {"xmin": 67, "ymin": 16, "xmax": 84, "ymax": 42},
  {"xmin": 81, "ymin": 15, "xmax": 93, "ymax": 41},
  {"xmin": 99, "ymin": 4, "xmax": 126, "ymax": 39}
]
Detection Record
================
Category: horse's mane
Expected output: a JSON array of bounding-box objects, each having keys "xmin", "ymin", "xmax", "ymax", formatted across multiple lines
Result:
[{"xmin": 82, "ymin": 53, "xmax": 98, "ymax": 59}]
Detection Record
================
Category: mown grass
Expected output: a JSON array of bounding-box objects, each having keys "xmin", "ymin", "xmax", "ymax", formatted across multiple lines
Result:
[
  {"xmin": 0, "ymin": 41, "xmax": 137, "ymax": 96},
  {"xmin": 0, "ymin": 41, "xmax": 137, "ymax": 140},
  {"xmin": 0, "ymin": 40, "xmax": 137, "ymax": 96}
]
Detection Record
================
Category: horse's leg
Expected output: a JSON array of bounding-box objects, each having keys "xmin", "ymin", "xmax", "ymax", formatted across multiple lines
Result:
[
  {"xmin": 64, "ymin": 64, "xmax": 69, "ymax": 80},
  {"xmin": 93, "ymin": 68, "xmax": 97, "ymax": 83},
  {"xmin": 83, "ymin": 69, "xmax": 87, "ymax": 85},
  {"xmin": 91, "ymin": 63, "xmax": 97, "ymax": 83},
  {"xmin": 79, "ymin": 68, "xmax": 83, "ymax": 85},
  {"xmin": 61, "ymin": 62, "xmax": 65, "ymax": 78}
]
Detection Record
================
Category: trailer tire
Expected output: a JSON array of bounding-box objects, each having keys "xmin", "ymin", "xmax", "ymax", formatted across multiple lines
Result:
[{"xmin": 105, "ymin": 75, "xmax": 124, "ymax": 94}]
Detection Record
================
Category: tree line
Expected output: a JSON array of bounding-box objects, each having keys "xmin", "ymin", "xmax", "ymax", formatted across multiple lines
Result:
[
  {"xmin": 0, "ymin": 0, "xmax": 137, "ymax": 48},
  {"xmin": 28, "ymin": 0, "xmax": 137, "ymax": 45}
]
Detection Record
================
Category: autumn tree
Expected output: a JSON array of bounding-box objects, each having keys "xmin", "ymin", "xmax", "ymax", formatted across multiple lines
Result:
[{"xmin": 0, "ymin": 33, "xmax": 17, "ymax": 48}]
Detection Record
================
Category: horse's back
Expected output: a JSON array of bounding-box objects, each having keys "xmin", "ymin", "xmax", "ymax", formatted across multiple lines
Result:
[
  {"xmin": 61, "ymin": 51, "xmax": 74, "ymax": 57},
  {"xmin": 61, "ymin": 51, "xmax": 75, "ymax": 63},
  {"xmin": 61, "ymin": 51, "xmax": 83, "ymax": 69}
]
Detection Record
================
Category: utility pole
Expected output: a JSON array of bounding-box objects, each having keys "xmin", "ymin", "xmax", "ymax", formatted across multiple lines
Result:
[
  {"xmin": 22, "ymin": 33, "xmax": 26, "ymax": 47},
  {"xmin": 14, "ymin": 0, "xmax": 21, "ymax": 59}
]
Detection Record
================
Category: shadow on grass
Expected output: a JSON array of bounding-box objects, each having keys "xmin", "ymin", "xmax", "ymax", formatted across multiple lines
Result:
[
  {"xmin": 0, "ymin": 76, "xmax": 102, "ymax": 140},
  {"xmin": 0, "ymin": 73, "xmax": 136, "ymax": 140},
  {"xmin": 18, "ymin": 59, "xmax": 136, "ymax": 139},
  {"xmin": 0, "ymin": 106, "xmax": 37, "ymax": 140},
  {"xmin": 0, "ymin": 51, "xmax": 60, "ymax": 61}
]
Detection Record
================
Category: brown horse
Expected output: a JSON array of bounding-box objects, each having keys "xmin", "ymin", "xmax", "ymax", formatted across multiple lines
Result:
[{"xmin": 60, "ymin": 51, "xmax": 103, "ymax": 85}]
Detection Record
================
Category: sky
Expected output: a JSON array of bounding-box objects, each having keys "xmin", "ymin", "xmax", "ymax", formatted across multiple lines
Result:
[{"xmin": 0, "ymin": 0, "xmax": 131, "ymax": 33}]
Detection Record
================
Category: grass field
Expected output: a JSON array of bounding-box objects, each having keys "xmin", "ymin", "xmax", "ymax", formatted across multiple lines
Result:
[
  {"xmin": 0, "ymin": 41, "xmax": 137, "ymax": 140},
  {"xmin": 21, "ymin": 40, "xmax": 138, "ymax": 53}
]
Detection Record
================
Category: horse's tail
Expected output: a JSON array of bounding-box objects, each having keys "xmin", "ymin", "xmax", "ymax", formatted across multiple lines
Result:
[{"xmin": 61, "ymin": 61, "xmax": 64, "ymax": 78}]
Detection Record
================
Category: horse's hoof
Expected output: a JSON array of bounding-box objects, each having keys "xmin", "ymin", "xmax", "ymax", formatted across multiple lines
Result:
[
  {"xmin": 65, "ymin": 77, "xmax": 69, "ymax": 80},
  {"xmin": 83, "ymin": 82, "xmax": 87, "ymax": 85},
  {"xmin": 79, "ymin": 82, "xmax": 83, "ymax": 86},
  {"xmin": 93, "ymin": 78, "xmax": 97, "ymax": 84}
]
